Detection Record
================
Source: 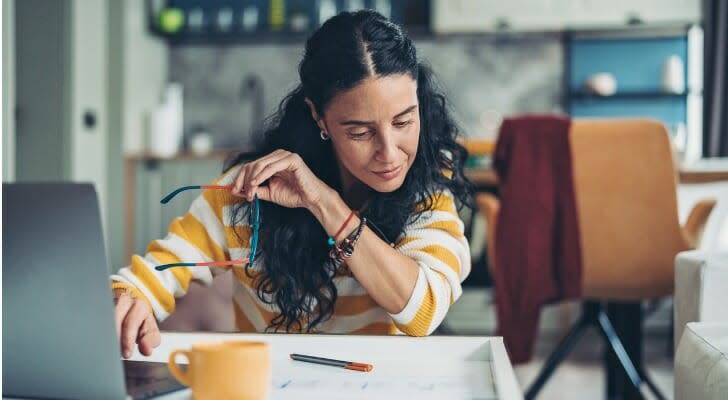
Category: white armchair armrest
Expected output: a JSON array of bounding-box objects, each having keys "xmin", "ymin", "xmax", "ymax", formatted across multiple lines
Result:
[
  {"xmin": 674, "ymin": 250, "xmax": 728, "ymax": 350},
  {"xmin": 674, "ymin": 322, "xmax": 728, "ymax": 400}
]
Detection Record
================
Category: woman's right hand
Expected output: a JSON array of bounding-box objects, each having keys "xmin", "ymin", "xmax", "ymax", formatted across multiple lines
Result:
[
  {"xmin": 114, "ymin": 294, "xmax": 161, "ymax": 358},
  {"xmin": 231, "ymin": 149, "xmax": 331, "ymax": 211}
]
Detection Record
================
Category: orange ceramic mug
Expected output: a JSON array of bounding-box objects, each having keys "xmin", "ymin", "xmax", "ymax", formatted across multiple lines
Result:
[{"xmin": 168, "ymin": 341, "xmax": 271, "ymax": 400}]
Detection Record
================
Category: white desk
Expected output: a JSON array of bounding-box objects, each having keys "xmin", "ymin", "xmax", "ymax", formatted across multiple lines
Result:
[{"xmin": 131, "ymin": 332, "xmax": 522, "ymax": 400}]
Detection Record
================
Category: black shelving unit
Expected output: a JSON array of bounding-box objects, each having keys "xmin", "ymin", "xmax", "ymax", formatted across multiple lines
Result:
[
  {"xmin": 151, "ymin": 28, "xmax": 312, "ymax": 45},
  {"xmin": 147, "ymin": 0, "xmax": 431, "ymax": 45}
]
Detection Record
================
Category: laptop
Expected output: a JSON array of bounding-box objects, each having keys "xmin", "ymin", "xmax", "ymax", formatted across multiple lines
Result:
[{"xmin": 3, "ymin": 183, "xmax": 186, "ymax": 400}]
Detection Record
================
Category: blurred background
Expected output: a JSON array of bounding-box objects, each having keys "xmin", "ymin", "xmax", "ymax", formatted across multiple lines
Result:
[
  {"xmin": 4, "ymin": 0, "xmax": 721, "ymax": 269},
  {"xmin": 3, "ymin": 1, "xmax": 727, "ymax": 398}
]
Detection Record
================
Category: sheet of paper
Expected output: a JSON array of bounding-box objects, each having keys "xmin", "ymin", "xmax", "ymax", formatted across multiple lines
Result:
[{"xmin": 270, "ymin": 360, "xmax": 497, "ymax": 400}]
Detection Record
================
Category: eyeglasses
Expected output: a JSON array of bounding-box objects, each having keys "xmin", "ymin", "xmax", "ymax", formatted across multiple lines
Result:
[
  {"xmin": 160, "ymin": 184, "xmax": 232, "ymax": 204},
  {"xmin": 154, "ymin": 184, "xmax": 260, "ymax": 271}
]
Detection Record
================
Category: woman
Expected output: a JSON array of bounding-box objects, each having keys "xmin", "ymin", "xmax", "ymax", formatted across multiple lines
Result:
[{"xmin": 112, "ymin": 10, "xmax": 473, "ymax": 359}]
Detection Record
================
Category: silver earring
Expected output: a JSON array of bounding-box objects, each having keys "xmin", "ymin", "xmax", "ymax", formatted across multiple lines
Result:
[{"xmin": 320, "ymin": 130, "xmax": 330, "ymax": 141}]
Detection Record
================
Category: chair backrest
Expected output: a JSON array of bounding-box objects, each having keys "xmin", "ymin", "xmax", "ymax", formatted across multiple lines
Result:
[{"xmin": 571, "ymin": 119, "xmax": 690, "ymax": 300}]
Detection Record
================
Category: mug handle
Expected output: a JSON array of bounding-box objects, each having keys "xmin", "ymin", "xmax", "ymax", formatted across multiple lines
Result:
[{"xmin": 168, "ymin": 349, "xmax": 192, "ymax": 387}]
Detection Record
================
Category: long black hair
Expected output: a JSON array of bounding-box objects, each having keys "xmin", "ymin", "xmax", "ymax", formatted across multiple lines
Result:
[{"xmin": 225, "ymin": 10, "xmax": 473, "ymax": 332}]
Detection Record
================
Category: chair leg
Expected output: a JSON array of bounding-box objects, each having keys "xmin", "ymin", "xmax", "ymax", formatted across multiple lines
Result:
[
  {"xmin": 524, "ymin": 311, "xmax": 591, "ymax": 400},
  {"xmin": 596, "ymin": 309, "xmax": 666, "ymax": 400},
  {"xmin": 596, "ymin": 309, "xmax": 643, "ymax": 387},
  {"xmin": 638, "ymin": 369, "xmax": 666, "ymax": 400}
]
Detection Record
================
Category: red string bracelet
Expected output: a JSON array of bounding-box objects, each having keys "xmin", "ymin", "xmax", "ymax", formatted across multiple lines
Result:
[{"xmin": 328, "ymin": 210, "xmax": 356, "ymax": 246}]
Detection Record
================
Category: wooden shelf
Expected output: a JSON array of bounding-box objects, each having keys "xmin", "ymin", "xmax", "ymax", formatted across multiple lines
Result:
[
  {"xmin": 679, "ymin": 170, "xmax": 728, "ymax": 184},
  {"xmin": 464, "ymin": 167, "xmax": 499, "ymax": 187},
  {"xmin": 679, "ymin": 159, "xmax": 728, "ymax": 183},
  {"xmin": 460, "ymin": 139, "xmax": 496, "ymax": 156},
  {"xmin": 464, "ymin": 166, "xmax": 728, "ymax": 187},
  {"xmin": 125, "ymin": 149, "xmax": 254, "ymax": 163},
  {"xmin": 569, "ymin": 91, "xmax": 689, "ymax": 100}
]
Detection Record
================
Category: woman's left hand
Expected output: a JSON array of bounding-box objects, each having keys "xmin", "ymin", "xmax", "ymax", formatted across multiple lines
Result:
[{"xmin": 232, "ymin": 149, "xmax": 330, "ymax": 210}]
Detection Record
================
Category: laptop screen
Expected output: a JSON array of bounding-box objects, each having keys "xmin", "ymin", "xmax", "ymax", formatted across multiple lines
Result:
[{"xmin": 3, "ymin": 183, "xmax": 128, "ymax": 399}]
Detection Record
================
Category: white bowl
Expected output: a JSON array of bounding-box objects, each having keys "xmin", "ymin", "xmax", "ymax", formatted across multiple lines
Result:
[{"xmin": 584, "ymin": 73, "xmax": 618, "ymax": 96}]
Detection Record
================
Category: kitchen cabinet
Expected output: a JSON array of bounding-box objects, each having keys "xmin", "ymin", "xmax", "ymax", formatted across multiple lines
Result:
[{"xmin": 125, "ymin": 152, "xmax": 234, "ymax": 258}]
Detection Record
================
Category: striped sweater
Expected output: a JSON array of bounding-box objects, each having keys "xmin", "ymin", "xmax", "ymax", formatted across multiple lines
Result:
[{"xmin": 111, "ymin": 165, "xmax": 471, "ymax": 336}]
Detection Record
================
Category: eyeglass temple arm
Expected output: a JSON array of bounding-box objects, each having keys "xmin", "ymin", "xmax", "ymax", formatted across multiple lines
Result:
[
  {"xmin": 248, "ymin": 196, "xmax": 260, "ymax": 265},
  {"xmin": 155, "ymin": 259, "xmax": 248, "ymax": 271},
  {"xmin": 160, "ymin": 184, "xmax": 234, "ymax": 204}
]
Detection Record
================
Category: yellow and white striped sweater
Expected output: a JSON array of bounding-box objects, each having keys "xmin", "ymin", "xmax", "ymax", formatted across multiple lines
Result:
[{"xmin": 111, "ymin": 165, "xmax": 470, "ymax": 336}]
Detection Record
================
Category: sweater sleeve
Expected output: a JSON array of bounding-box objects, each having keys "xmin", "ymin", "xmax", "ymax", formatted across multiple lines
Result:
[
  {"xmin": 389, "ymin": 190, "xmax": 471, "ymax": 336},
  {"xmin": 110, "ymin": 167, "xmax": 246, "ymax": 321}
]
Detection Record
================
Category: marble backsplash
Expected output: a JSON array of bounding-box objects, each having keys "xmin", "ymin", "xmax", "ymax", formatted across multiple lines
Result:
[{"xmin": 169, "ymin": 33, "xmax": 564, "ymax": 149}]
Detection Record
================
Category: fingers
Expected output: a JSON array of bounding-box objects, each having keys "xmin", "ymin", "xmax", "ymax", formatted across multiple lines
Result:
[
  {"xmin": 244, "ymin": 150, "xmax": 292, "ymax": 195},
  {"xmin": 137, "ymin": 315, "xmax": 161, "ymax": 356},
  {"xmin": 114, "ymin": 294, "xmax": 133, "ymax": 339},
  {"xmin": 253, "ymin": 182, "xmax": 273, "ymax": 203},
  {"xmin": 232, "ymin": 150, "xmax": 291, "ymax": 198},
  {"xmin": 120, "ymin": 299, "xmax": 152, "ymax": 358},
  {"xmin": 232, "ymin": 163, "xmax": 247, "ymax": 196},
  {"xmin": 249, "ymin": 153, "xmax": 300, "ymax": 194}
]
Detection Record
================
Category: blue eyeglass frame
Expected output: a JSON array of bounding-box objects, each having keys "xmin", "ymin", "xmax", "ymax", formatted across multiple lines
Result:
[
  {"xmin": 247, "ymin": 195, "xmax": 260, "ymax": 266},
  {"xmin": 160, "ymin": 185, "xmax": 260, "ymax": 267}
]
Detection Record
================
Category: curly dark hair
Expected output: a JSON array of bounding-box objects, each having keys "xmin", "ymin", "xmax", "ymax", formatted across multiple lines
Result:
[{"xmin": 225, "ymin": 10, "xmax": 473, "ymax": 332}]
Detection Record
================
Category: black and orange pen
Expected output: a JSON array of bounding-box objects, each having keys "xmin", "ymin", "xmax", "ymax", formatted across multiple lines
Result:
[{"xmin": 289, "ymin": 353, "xmax": 373, "ymax": 372}]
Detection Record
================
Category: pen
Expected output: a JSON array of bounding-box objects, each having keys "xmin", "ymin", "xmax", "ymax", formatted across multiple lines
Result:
[{"xmin": 289, "ymin": 353, "xmax": 373, "ymax": 372}]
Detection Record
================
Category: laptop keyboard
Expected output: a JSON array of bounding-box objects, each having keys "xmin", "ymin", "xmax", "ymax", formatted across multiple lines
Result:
[{"xmin": 124, "ymin": 360, "xmax": 186, "ymax": 399}]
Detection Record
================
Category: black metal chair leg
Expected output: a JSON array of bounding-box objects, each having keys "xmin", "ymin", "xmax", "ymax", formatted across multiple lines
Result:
[
  {"xmin": 525, "ymin": 313, "xmax": 591, "ymax": 400},
  {"xmin": 596, "ymin": 309, "xmax": 643, "ymax": 386},
  {"xmin": 526, "ymin": 302, "xmax": 665, "ymax": 400},
  {"xmin": 638, "ymin": 369, "xmax": 666, "ymax": 400},
  {"xmin": 596, "ymin": 310, "xmax": 655, "ymax": 400}
]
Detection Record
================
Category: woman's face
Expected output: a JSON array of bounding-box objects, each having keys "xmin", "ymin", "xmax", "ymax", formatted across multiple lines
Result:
[{"xmin": 313, "ymin": 74, "xmax": 420, "ymax": 194}]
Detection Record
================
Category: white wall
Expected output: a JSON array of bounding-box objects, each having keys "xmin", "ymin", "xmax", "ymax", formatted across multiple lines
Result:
[
  {"xmin": 106, "ymin": 0, "xmax": 125, "ymax": 271},
  {"xmin": 3, "ymin": 0, "xmax": 16, "ymax": 182},
  {"xmin": 6, "ymin": 0, "xmax": 166, "ymax": 268},
  {"xmin": 104, "ymin": 0, "xmax": 168, "ymax": 269},
  {"xmin": 122, "ymin": 0, "xmax": 168, "ymax": 153},
  {"xmin": 69, "ymin": 0, "xmax": 108, "ymax": 225},
  {"xmin": 685, "ymin": 24, "xmax": 704, "ymax": 163}
]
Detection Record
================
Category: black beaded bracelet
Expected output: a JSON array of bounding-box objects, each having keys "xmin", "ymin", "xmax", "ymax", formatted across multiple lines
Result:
[{"xmin": 329, "ymin": 217, "xmax": 366, "ymax": 263}]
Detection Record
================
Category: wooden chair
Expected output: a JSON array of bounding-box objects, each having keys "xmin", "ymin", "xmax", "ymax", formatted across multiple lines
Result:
[{"xmin": 477, "ymin": 119, "xmax": 716, "ymax": 399}]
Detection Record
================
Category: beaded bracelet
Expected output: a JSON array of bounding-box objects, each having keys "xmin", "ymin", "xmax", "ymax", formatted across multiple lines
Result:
[
  {"xmin": 329, "ymin": 217, "xmax": 367, "ymax": 264},
  {"xmin": 327, "ymin": 210, "xmax": 357, "ymax": 246}
]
